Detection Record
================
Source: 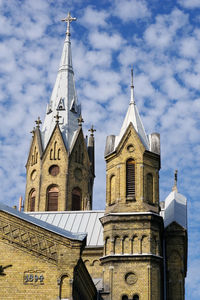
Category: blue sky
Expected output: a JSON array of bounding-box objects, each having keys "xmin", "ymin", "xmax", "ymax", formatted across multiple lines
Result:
[{"xmin": 0, "ymin": 0, "xmax": 200, "ymax": 298}]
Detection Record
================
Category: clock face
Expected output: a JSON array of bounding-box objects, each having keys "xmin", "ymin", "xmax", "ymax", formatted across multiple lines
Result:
[
  {"xmin": 74, "ymin": 168, "xmax": 83, "ymax": 180},
  {"xmin": 31, "ymin": 170, "xmax": 37, "ymax": 181}
]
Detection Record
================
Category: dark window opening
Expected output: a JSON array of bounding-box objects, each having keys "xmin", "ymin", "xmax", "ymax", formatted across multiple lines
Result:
[
  {"xmin": 29, "ymin": 189, "xmax": 36, "ymax": 212},
  {"xmin": 72, "ymin": 187, "xmax": 81, "ymax": 210},
  {"xmin": 133, "ymin": 294, "xmax": 139, "ymax": 300},
  {"xmin": 147, "ymin": 173, "xmax": 153, "ymax": 203},
  {"xmin": 126, "ymin": 159, "xmax": 135, "ymax": 198},
  {"xmin": 47, "ymin": 186, "xmax": 58, "ymax": 211}
]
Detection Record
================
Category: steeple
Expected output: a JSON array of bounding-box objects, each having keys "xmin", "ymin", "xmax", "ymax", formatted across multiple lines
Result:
[
  {"xmin": 42, "ymin": 12, "xmax": 80, "ymax": 151},
  {"xmin": 114, "ymin": 68, "xmax": 149, "ymax": 150}
]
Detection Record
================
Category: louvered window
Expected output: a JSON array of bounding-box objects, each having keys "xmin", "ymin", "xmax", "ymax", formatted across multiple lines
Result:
[
  {"xmin": 72, "ymin": 188, "xmax": 81, "ymax": 210},
  {"xmin": 126, "ymin": 159, "xmax": 135, "ymax": 198},
  {"xmin": 29, "ymin": 189, "xmax": 36, "ymax": 212},
  {"xmin": 47, "ymin": 186, "xmax": 58, "ymax": 211}
]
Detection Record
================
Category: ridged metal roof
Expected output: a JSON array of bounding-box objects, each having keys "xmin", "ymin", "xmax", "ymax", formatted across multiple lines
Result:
[
  {"xmin": 27, "ymin": 211, "xmax": 104, "ymax": 247},
  {"xmin": 0, "ymin": 203, "xmax": 86, "ymax": 242}
]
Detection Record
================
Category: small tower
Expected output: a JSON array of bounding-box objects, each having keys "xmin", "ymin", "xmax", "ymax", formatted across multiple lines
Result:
[
  {"xmin": 163, "ymin": 171, "xmax": 187, "ymax": 300},
  {"xmin": 100, "ymin": 69, "xmax": 164, "ymax": 300},
  {"xmin": 24, "ymin": 13, "xmax": 95, "ymax": 212}
]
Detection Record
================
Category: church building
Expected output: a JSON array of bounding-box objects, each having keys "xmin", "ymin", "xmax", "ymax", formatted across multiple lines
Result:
[{"xmin": 0, "ymin": 13, "xmax": 187, "ymax": 300}]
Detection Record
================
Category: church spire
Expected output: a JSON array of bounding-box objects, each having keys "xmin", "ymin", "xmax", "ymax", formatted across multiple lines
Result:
[
  {"xmin": 42, "ymin": 12, "xmax": 81, "ymax": 151},
  {"xmin": 114, "ymin": 68, "xmax": 149, "ymax": 150}
]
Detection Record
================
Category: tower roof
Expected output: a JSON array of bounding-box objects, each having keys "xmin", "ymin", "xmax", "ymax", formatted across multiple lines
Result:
[
  {"xmin": 42, "ymin": 12, "xmax": 81, "ymax": 151},
  {"xmin": 114, "ymin": 69, "xmax": 149, "ymax": 150},
  {"xmin": 163, "ymin": 170, "xmax": 187, "ymax": 229}
]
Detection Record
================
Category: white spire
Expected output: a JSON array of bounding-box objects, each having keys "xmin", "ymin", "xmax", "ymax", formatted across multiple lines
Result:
[
  {"xmin": 42, "ymin": 12, "xmax": 81, "ymax": 151},
  {"xmin": 115, "ymin": 69, "xmax": 150, "ymax": 150}
]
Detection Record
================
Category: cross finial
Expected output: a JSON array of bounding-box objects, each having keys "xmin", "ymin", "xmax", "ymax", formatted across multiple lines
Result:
[
  {"xmin": 88, "ymin": 125, "xmax": 96, "ymax": 136},
  {"xmin": 77, "ymin": 114, "xmax": 84, "ymax": 126},
  {"xmin": 35, "ymin": 117, "xmax": 42, "ymax": 128},
  {"xmin": 30, "ymin": 127, "xmax": 36, "ymax": 137},
  {"xmin": 54, "ymin": 112, "xmax": 61, "ymax": 124},
  {"xmin": 61, "ymin": 12, "xmax": 77, "ymax": 36},
  {"xmin": 130, "ymin": 66, "xmax": 135, "ymax": 104},
  {"xmin": 172, "ymin": 169, "xmax": 178, "ymax": 192}
]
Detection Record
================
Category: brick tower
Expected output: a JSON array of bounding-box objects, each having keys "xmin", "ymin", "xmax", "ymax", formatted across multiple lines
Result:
[{"xmin": 100, "ymin": 69, "xmax": 164, "ymax": 300}]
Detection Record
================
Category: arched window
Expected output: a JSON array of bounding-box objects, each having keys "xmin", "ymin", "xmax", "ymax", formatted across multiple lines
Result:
[
  {"xmin": 147, "ymin": 173, "xmax": 153, "ymax": 203},
  {"xmin": 110, "ymin": 175, "xmax": 116, "ymax": 205},
  {"xmin": 126, "ymin": 159, "xmax": 135, "ymax": 198},
  {"xmin": 29, "ymin": 189, "xmax": 36, "ymax": 212},
  {"xmin": 133, "ymin": 294, "xmax": 139, "ymax": 300},
  {"xmin": 72, "ymin": 187, "xmax": 81, "ymax": 210},
  {"xmin": 47, "ymin": 185, "xmax": 59, "ymax": 211},
  {"xmin": 122, "ymin": 295, "xmax": 128, "ymax": 300}
]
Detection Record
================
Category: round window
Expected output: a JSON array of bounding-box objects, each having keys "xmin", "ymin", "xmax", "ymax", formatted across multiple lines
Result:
[{"xmin": 49, "ymin": 165, "xmax": 60, "ymax": 176}]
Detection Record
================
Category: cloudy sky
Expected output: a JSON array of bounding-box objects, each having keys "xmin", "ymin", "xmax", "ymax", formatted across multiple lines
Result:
[{"xmin": 0, "ymin": 0, "xmax": 200, "ymax": 297}]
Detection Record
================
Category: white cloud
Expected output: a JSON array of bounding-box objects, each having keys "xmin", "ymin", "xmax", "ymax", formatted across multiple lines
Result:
[
  {"xmin": 79, "ymin": 6, "xmax": 109, "ymax": 28},
  {"xmin": 113, "ymin": 0, "xmax": 150, "ymax": 22},
  {"xmin": 178, "ymin": 0, "xmax": 200, "ymax": 8},
  {"xmin": 89, "ymin": 30, "xmax": 125, "ymax": 50}
]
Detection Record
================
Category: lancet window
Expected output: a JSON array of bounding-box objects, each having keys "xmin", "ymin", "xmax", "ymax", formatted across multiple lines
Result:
[
  {"xmin": 72, "ymin": 187, "xmax": 81, "ymax": 210},
  {"xmin": 29, "ymin": 189, "xmax": 36, "ymax": 212},
  {"xmin": 147, "ymin": 173, "xmax": 153, "ymax": 203},
  {"xmin": 47, "ymin": 185, "xmax": 59, "ymax": 211}
]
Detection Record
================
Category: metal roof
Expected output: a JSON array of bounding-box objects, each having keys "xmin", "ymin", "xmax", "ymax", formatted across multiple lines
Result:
[
  {"xmin": 0, "ymin": 202, "xmax": 86, "ymax": 242},
  {"xmin": 27, "ymin": 210, "xmax": 105, "ymax": 247},
  {"xmin": 163, "ymin": 191, "xmax": 187, "ymax": 229}
]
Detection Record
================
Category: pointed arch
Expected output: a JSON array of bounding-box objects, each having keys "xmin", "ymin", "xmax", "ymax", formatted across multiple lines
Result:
[
  {"xmin": 110, "ymin": 175, "xmax": 116, "ymax": 205},
  {"xmin": 72, "ymin": 187, "xmax": 81, "ymax": 210},
  {"xmin": 133, "ymin": 294, "xmax": 139, "ymax": 300},
  {"xmin": 147, "ymin": 173, "xmax": 153, "ymax": 203},
  {"xmin": 47, "ymin": 185, "xmax": 59, "ymax": 211},
  {"xmin": 126, "ymin": 158, "xmax": 135, "ymax": 199},
  {"xmin": 29, "ymin": 189, "xmax": 36, "ymax": 212}
]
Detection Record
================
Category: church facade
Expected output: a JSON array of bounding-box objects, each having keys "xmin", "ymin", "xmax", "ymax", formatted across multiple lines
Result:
[{"xmin": 0, "ymin": 13, "xmax": 187, "ymax": 300}]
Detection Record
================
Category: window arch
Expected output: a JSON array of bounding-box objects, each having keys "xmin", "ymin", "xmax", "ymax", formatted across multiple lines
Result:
[
  {"xmin": 47, "ymin": 185, "xmax": 59, "ymax": 211},
  {"xmin": 126, "ymin": 158, "xmax": 135, "ymax": 198},
  {"xmin": 29, "ymin": 189, "xmax": 36, "ymax": 212},
  {"xmin": 110, "ymin": 175, "xmax": 116, "ymax": 205},
  {"xmin": 133, "ymin": 294, "xmax": 139, "ymax": 300},
  {"xmin": 72, "ymin": 187, "xmax": 81, "ymax": 210},
  {"xmin": 122, "ymin": 295, "xmax": 128, "ymax": 300},
  {"xmin": 147, "ymin": 173, "xmax": 153, "ymax": 203}
]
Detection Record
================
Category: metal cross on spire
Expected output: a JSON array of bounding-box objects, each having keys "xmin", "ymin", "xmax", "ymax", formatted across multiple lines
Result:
[
  {"xmin": 172, "ymin": 169, "xmax": 178, "ymax": 192},
  {"xmin": 35, "ymin": 117, "xmax": 42, "ymax": 128},
  {"xmin": 61, "ymin": 12, "xmax": 77, "ymax": 36},
  {"xmin": 77, "ymin": 115, "xmax": 84, "ymax": 126},
  {"xmin": 30, "ymin": 127, "xmax": 36, "ymax": 138},
  {"xmin": 130, "ymin": 66, "xmax": 135, "ymax": 104},
  {"xmin": 54, "ymin": 112, "xmax": 62, "ymax": 124},
  {"xmin": 88, "ymin": 125, "xmax": 96, "ymax": 136}
]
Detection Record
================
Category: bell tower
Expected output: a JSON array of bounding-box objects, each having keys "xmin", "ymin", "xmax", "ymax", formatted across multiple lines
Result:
[
  {"xmin": 100, "ymin": 69, "xmax": 164, "ymax": 300},
  {"xmin": 24, "ymin": 13, "xmax": 95, "ymax": 212}
]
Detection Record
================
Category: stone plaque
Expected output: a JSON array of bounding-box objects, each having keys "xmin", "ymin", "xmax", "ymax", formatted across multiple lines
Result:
[{"xmin": 24, "ymin": 270, "xmax": 44, "ymax": 285}]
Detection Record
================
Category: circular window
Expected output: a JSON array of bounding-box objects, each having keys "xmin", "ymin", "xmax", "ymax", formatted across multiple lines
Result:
[
  {"xmin": 31, "ymin": 170, "xmax": 37, "ymax": 181},
  {"xmin": 127, "ymin": 144, "xmax": 134, "ymax": 152},
  {"xmin": 49, "ymin": 165, "xmax": 60, "ymax": 176},
  {"xmin": 125, "ymin": 272, "xmax": 137, "ymax": 285},
  {"xmin": 74, "ymin": 168, "xmax": 83, "ymax": 180}
]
